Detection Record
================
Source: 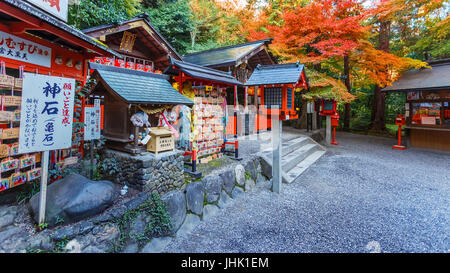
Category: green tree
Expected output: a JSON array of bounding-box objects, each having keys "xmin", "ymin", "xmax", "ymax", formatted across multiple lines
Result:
[
  {"xmin": 143, "ymin": 0, "xmax": 195, "ymax": 54},
  {"xmin": 68, "ymin": 0, "xmax": 141, "ymax": 29}
]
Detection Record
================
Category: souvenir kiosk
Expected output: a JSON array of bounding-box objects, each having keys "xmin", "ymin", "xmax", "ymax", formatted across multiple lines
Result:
[
  {"xmin": 0, "ymin": 0, "xmax": 117, "ymax": 194},
  {"xmin": 382, "ymin": 59, "xmax": 450, "ymax": 152}
]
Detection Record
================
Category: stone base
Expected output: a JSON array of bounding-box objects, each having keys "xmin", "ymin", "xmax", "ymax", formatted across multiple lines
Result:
[{"xmin": 103, "ymin": 149, "xmax": 185, "ymax": 195}]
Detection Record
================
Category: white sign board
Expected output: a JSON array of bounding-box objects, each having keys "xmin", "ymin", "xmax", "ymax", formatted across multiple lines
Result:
[
  {"xmin": 84, "ymin": 107, "xmax": 101, "ymax": 141},
  {"xmin": 25, "ymin": 0, "xmax": 69, "ymax": 22},
  {"xmin": 0, "ymin": 31, "xmax": 52, "ymax": 68},
  {"xmin": 19, "ymin": 73, "xmax": 75, "ymax": 154}
]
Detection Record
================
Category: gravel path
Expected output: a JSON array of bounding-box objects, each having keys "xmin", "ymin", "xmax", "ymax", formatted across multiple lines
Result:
[{"xmin": 163, "ymin": 132, "xmax": 450, "ymax": 253}]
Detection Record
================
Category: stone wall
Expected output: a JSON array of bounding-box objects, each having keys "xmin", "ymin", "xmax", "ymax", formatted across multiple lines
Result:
[
  {"xmin": 103, "ymin": 149, "xmax": 185, "ymax": 195},
  {"xmin": 0, "ymin": 155, "xmax": 271, "ymax": 253}
]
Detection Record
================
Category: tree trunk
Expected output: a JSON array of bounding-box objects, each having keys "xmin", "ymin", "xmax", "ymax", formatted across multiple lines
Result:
[
  {"xmin": 343, "ymin": 55, "xmax": 351, "ymax": 131},
  {"xmin": 370, "ymin": 21, "xmax": 391, "ymax": 132}
]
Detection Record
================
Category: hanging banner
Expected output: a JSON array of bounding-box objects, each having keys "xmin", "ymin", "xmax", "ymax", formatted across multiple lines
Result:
[
  {"xmin": 84, "ymin": 106, "xmax": 101, "ymax": 141},
  {"xmin": 19, "ymin": 73, "xmax": 75, "ymax": 154},
  {"xmin": 0, "ymin": 31, "xmax": 52, "ymax": 68},
  {"xmin": 24, "ymin": 0, "xmax": 69, "ymax": 22}
]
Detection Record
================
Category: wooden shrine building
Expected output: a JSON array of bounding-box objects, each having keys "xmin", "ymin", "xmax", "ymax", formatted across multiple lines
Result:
[
  {"xmin": 382, "ymin": 59, "xmax": 450, "ymax": 152},
  {"xmin": 245, "ymin": 62, "xmax": 309, "ymax": 129},
  {"xmin": 183, "ymin": 39, "xmax": 276, "ymax": 106},
  {"xmin": 83, "ymin": 13, "xmax": 182, "ymax": 72},
  {"xmin": 0, "ymin": 0, "xmax": 117, "ymax": 194}
]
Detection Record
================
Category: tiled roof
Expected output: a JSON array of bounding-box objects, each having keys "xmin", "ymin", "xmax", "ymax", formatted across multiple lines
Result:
[
  {"xmin": 82, "ymin": 13, "xmax": 182, "ymax": 61},
  {"xmin": 3, "ymin": 0, "xmax": 120, "ymax": 58},
  {"xmin": 89, "ymin": 62, "xmax": 193, "ymax": 105},
  {"xmin": 382, "ymin": 60, "xmax": 450, "ymax": 92},
  {"xmin": 182, "ymin": 39, "xmax": 273, "ymax": 67},
  {"xmin": 245, "ymin": 62, "xmax": 305, "ymax": 86},
  {"xmin": 166, "ymin": 58, "xmax": 243, "ymax": 86}
]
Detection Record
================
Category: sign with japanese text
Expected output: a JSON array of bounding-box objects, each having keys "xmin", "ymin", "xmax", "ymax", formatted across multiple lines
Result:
[
  {"xmin": 19, "ymin": 73, "xmax": 75, "ymax": 154},
  {"xmin": 0, "ymin": 31, "xmax": 52, "ymax": 68},
  {"xmin": 84, "ymin": 107, "xmax": 101, "ymax": 141},
  {"xmin": 24, "ymin": 0, "xmax": 69, "ymax": 22}
]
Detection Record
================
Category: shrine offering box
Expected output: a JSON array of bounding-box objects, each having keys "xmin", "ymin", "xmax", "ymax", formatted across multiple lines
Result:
[{"xmin": 146, "ymin": 127, "xmax": 175, "ymax": 155}]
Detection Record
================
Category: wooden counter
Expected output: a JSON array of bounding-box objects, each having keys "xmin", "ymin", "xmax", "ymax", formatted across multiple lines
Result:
[{"xmin": 406, "ymin": 126, "xmax": 450, "ymax": 152}]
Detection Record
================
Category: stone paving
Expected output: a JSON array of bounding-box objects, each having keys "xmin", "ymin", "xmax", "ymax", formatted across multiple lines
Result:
[{"xmin": 161, "ymin": 132, "xmax": 450, "ymax": 253}]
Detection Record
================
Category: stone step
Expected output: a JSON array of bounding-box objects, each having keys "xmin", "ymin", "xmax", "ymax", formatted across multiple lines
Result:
[
  {"xmin": 282, "ymin": 150, "xmax": 326, "ymax": 184},
  {"xmin": 258, "ymin": 135, "xmax": 326, "ymax": 185},
  {"xmin": 281, "ymin": 137, "xmax": 311, "ymax": 157},
  {"xmin": 281, "ymin": 143, "xmax": 320, "ymax": 173},
  {"xmin": 261, "ymin": 136, "xmax": 310, "ymax": 157}
]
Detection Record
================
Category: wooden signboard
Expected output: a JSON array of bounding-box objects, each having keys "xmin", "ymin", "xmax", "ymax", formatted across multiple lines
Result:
[
  {"xmin": 64, "ymin": 156, "xmax": 78, "ymax": 166},
  {"xmin": 119, "ymin": 31, "xmax": 137, "ymax": 53},
  {"xmin": 3, "ymin": 96, "xmax": 22, "ymax": 107},
  {"xmin": 2, "ymin": 127, "xmax": 20, "ymax": 139},
  {"xmin": 0, "ymin": 75, "xmax": 14, "ymax": 87}
]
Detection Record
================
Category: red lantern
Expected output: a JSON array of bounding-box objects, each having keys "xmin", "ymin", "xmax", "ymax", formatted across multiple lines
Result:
[
  {"xmin": 135, "ymin": 63, "xmax": 144, "ymax": 71},
  {"xmin": 115, "ymin": 59, "xmax": 125, "ymax": 68},
  {"xmin": 145, "ymin": 65, "xmax": 153, "ymax": 72},
  {"xmin": 103, "ymin": 57, "xmax": 113, "ymax": 66},
  {"xmin": 125, "ymin": 61, "xmax": 134, "ymax": 69}
]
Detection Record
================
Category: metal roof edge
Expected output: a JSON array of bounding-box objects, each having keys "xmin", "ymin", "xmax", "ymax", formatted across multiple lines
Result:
[
  {"xmin": 89, "ymin": 62, "xmax": 170, "ymax": 80},
  {"xmin": 183, "ymin": 38, "xmax": 273, "ymax": 58}
]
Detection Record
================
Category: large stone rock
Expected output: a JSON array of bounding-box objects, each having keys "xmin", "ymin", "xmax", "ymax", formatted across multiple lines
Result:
[
  {"xmin": 235, "ymin": 164, "xmax": 246, "ymax": 187},
  {"xmin": 202, "ymin": 175, "xmax": 223, "ymax": 204},
  {"xmin": 244, "ymin": 179, "xmax": 256, "ymax": 192},
  {"xmin": 260, "ymin": 158, "xmax": 273, "ymax": 179},
  {"xmin": 176, "ymin": 214, "xmax": 201, "ymax": 237},
  {"xmin": 161, "ymin": 190, "xmax": 186, "ymax": 234},
  {"xmin": 185, "ymin": 182, "xmax": 204, "ymax": 215},
  {"xmin": 231, "ymin": 187, "xmax": 245, "ymax": 199},
  {"xmin": 29, "ymin": 173, "xmax": 116, "ymax": 227},
  {"xmin": 244, "ymin": 160, "xmax": 257, "ymax": 181},
  {"xmin": 217, "ymin": 191, "xmax": 232, "ymax": 209},
  {"xmin": 141, "ymin": 236, "xmax": 172, "ymax": 253},
  {"xmin": 202, "ymin": 204, "xmax": 219, "ymax": 221},
  {"xmin": 0, "ymin": 206, "xmax": 17, "ymax": 231},
  {"xmin": 219, "ymin": 169, "xmax": 235, "ymax": 195}
]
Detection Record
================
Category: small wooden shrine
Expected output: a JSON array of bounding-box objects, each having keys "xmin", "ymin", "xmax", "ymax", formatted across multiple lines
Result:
[{"xmin": 88, "ymin": 62, "xmax": 193, "ymax": 154}]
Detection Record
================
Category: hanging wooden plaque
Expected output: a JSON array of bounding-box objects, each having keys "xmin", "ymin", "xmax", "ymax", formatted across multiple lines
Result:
[
  {"xmin": 2, "ymin": 127, "xmax": 20, "ymax": 139},
  {"xmin": 0, "ymin": 111, "xmax": 14, "ymax": 122},
  {"xmin": 0, "ymin": 144, "xmax": 9, "ymax": 158},
  {"xmin": 3, "ymin": 96, "xmax": 22, "ymax": 107},
  {"xmin": 0, "ymin": 75, "xmax": 14, "ymax": 87},
  {"xmin": 10, "ymin": 172, "xmax": 26, "ymax": 188},
  {"xmin": 14, "ymin": 78, "xmax": 23, "ymax": 90},
  {"xmin": 27, "ymin": 168, "xmax": 41, "ymax": 181}
]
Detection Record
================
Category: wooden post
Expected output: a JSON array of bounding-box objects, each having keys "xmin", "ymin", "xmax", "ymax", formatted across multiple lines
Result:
[
  {"xmin": 272, "ymin": 107, "xmax": 282, "ymax": 194},
  {"xmin": 326, "ymin": 115, "xmax": 332, "ymax": 144},
  {"xmin": 90, "ymin": 140, "xmax": 94, "ymax": 179},
  {"xmin": 38, "ymin": 150, "xmax": 49, "ymax": 225}
]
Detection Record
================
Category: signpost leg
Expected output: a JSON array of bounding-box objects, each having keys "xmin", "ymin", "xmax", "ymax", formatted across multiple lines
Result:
[
  {"xmin": 326, "ymin": 115, "xmax": 331, "ymax": 144},
  {"xmin": 38, "ymin": 150, "xmax": 49, "ymax": 225},
  {"xmin": 272, "ymin": 110, "xmax": 282, "ymax": 194},
  {"xmin": 90, "ymin": 140, "xmax": 94, "ymax": 179}
]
